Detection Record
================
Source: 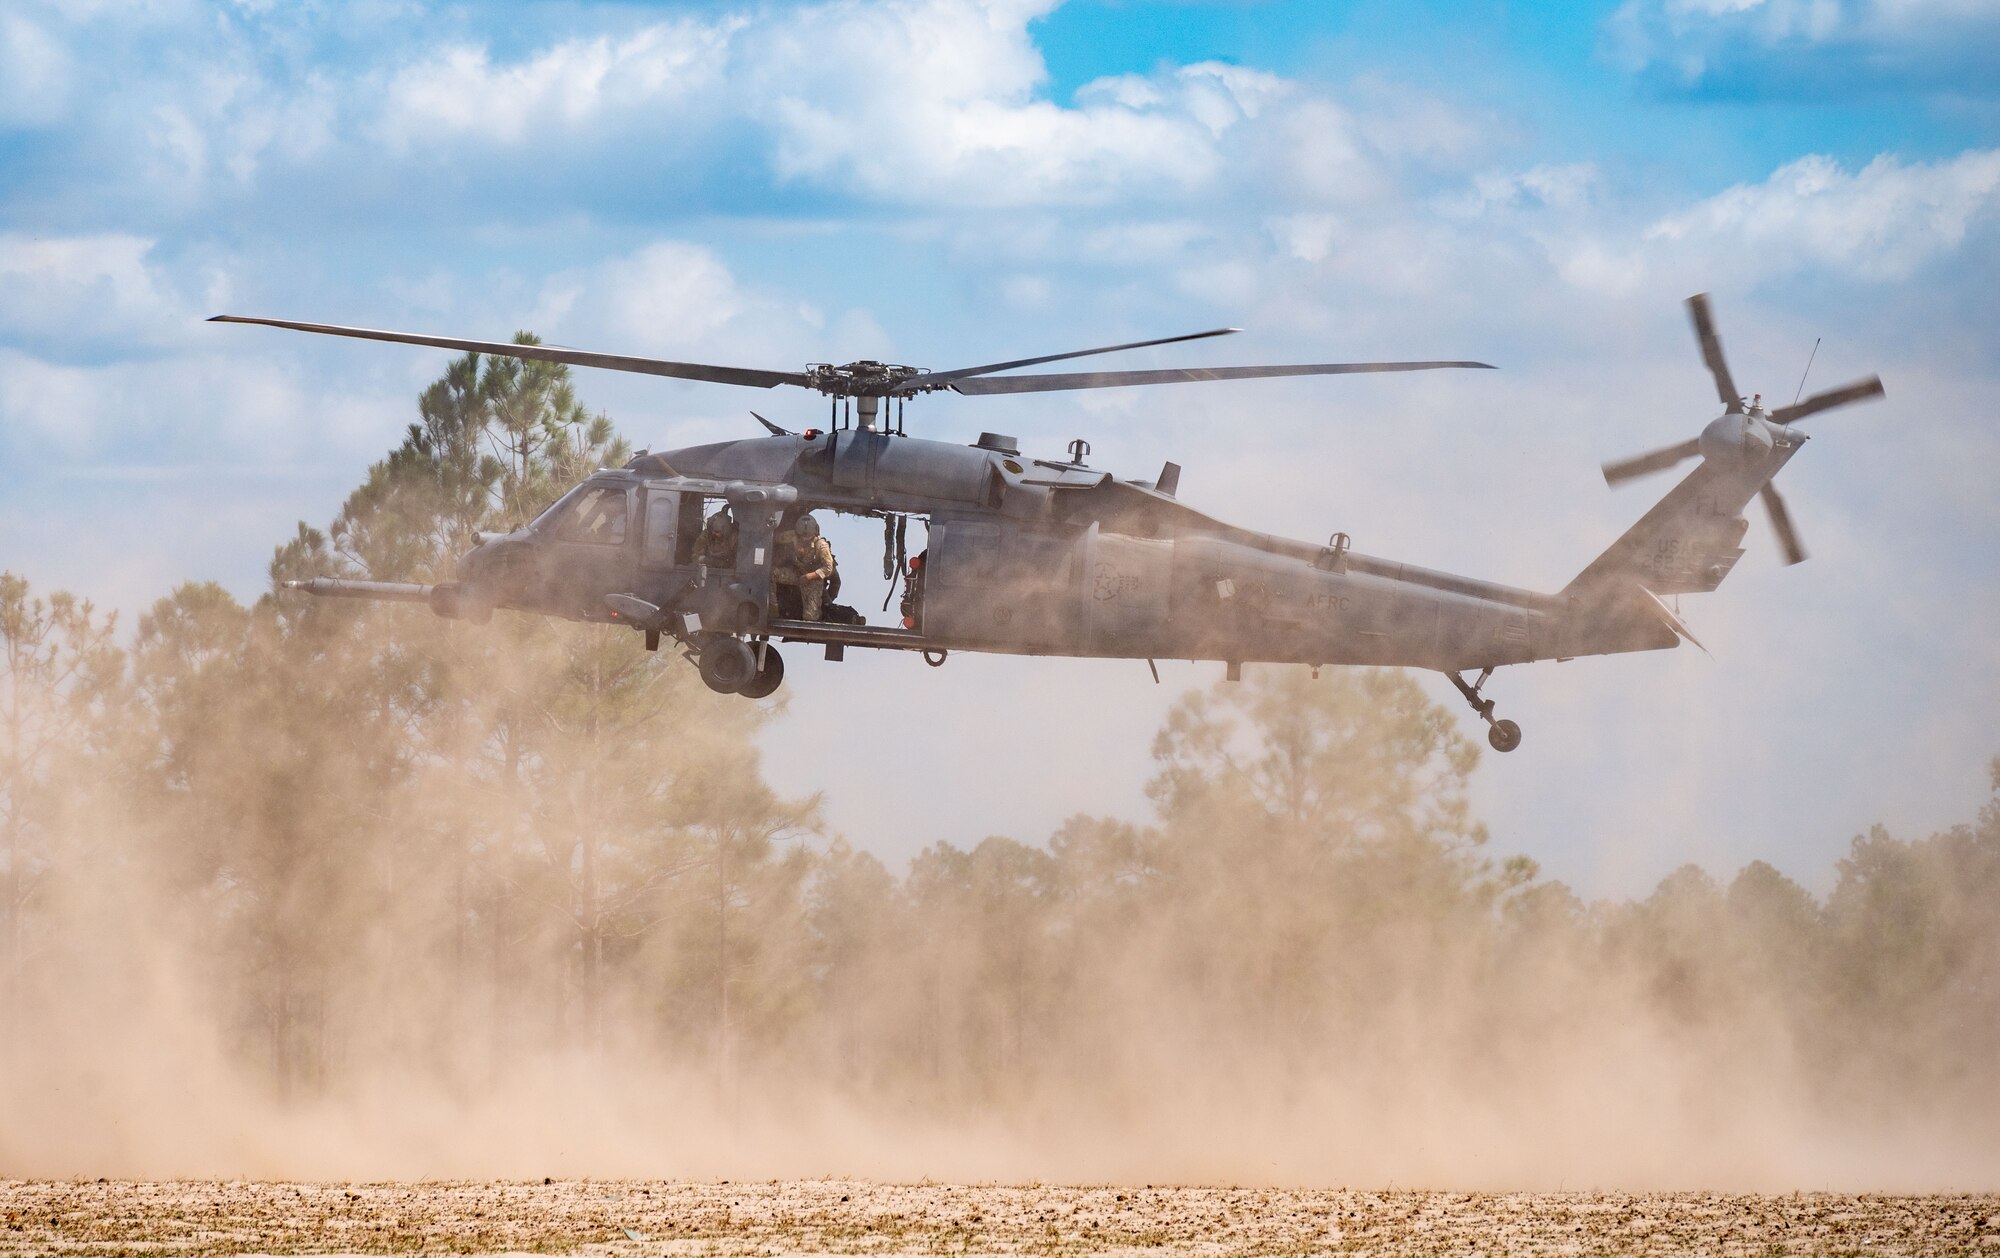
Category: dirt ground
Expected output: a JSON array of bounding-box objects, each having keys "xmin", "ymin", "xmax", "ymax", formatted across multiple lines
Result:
[{"xmin": 3, "ymin": 1178, "xmax": 1997, "ymax": 1256}]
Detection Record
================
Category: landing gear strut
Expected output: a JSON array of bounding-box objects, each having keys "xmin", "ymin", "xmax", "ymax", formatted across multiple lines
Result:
[{"xmin": 1448, "ymin": 667, "xmax": 1523, "ymax": 753}]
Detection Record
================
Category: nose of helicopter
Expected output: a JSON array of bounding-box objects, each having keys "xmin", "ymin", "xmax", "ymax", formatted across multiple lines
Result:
[
  {"xmin": 434, "ymin": 531, "xmax": 534, "ymax": 623},
  {"xmin": 455, "ymin": 530, "xmax": 529, "ymax": 594},
  {"xmin": 456, "ymin": 537, "xmax": 492, "ymax": 581}
]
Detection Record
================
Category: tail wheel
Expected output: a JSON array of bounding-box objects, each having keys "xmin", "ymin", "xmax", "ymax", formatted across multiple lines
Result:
[
  {"xmin": 697, "ymin": 637, "xmax": 757, "ymax": 694},
  {"xmin": 1488, "ymin": 719, "xmax": 1523, "ymax": 754},
  {"xmin": 738, "ymin": 646, "xmax": 785, "ymax": 699}
]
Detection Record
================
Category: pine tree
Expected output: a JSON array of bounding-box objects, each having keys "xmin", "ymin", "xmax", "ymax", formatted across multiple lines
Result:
[{"xmin": 0, "ymin": 574, "xmax": 122, "ymax": 1031}]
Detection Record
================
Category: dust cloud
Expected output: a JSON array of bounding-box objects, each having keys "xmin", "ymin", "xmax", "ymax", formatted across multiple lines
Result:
[
  {"xmin": 4, "ymin": 348, "xmax": 1997, "ymax": 1192},
  {"xmin": 4, "ymin": 592, "xmax": 1996, "ymax": 1190}
]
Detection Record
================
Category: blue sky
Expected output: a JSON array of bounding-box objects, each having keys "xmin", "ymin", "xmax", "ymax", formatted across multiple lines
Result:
[{"xmin": 3, "ymin": 0, "xmax": 1997, "ymax": 895}]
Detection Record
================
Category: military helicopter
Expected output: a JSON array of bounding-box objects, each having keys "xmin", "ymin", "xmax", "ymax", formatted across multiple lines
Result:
[{"xmin": 213, "ymin": 293, "xmax": 1881, "ymax": 752}]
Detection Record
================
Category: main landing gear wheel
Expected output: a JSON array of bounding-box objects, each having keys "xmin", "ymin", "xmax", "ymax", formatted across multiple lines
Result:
[
  {"xmin": 738, "ymin": 646, "xmax": 785, "ymax": 699},
  {"xmin": 697, "ymin": 637, "xmax": 757, "ymax": 694},
  {"xmin": 1447, "ymin": 667, "xmax": 1524, "ymax": 754}
]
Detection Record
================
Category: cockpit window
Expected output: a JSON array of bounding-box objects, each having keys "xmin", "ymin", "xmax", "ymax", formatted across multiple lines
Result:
[
  {"xmin": 529, "ymin": 484, "xmax": 586, "ymax": 531},
  {"xmin": 544, "ymin": 485, "xmax": 629, "ymax": 545}
]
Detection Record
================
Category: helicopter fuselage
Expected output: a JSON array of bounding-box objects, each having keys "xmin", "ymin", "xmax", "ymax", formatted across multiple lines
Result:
[{"xmin": 420, "ymin": 426, "xmax": 1692, "ymax": 676}]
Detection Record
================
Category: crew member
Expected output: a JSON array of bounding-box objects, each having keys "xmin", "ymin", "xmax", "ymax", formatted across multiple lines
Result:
[
  {"xmin": 900, "ymin": 550, "xmax": 927, "ymax": 630},
  {"xmin": 695, "ymin": 507, "xmax": 737, "ymax": 569},
  {"xmin": 791, "ymin": 514, "xmax": 837, "ymax": 622}
]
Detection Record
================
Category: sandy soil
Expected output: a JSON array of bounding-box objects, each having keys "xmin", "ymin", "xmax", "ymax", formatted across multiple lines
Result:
[{"xmin": 4, "ymin": 1178, "xmax": 1997, "ymax": 1256}]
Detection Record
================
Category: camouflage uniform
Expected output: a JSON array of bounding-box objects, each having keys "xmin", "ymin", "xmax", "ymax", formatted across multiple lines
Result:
[
  {"xmin": 792, "ymin": 519, "xmax": 836, "ymax": 621},
  {"xmin": 695, "ymin": 512, "xmax": 737, "ymax": 569},
  {"xmin": 770, "ymin": 523, "xmax": 798, "ymax": 584}
]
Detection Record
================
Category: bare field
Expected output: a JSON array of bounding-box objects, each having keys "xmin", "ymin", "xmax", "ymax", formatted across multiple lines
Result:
[{"xmin": 4, "ymin": 1179, "xmax": 1998, "ymax": 1257}]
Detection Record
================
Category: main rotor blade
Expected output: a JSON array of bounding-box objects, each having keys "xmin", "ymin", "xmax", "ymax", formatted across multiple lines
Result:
[
  {"xmin": 944, "ymin": 360, "xmax": 1494, "ymax": 396},
  {"xmin": 1686, "ymin": 293, "xmax": 1742, "ymax": 412},
  {"xmin": 210, "ymin": 316, "xmax": 813, "ymax": 391},
  {"xmin": 1761, "ymin": 482, "xmax": 1807, "ymax": 565},
  {"xmin": 1769, "ymin": 375, "xmax": 1885, "ymax": 424},
  {"xmin": 1602, "ymin": 437, "xmax": 1701, "ymax": 486},
  {"xmin": 908, "ymin": 328, "xmax": 1241, "ymax": 388}
]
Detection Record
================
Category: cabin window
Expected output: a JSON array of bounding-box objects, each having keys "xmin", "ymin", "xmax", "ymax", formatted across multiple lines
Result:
[{"xmin": 641, "ymin": 489, "xmax": 679, "ymax": 570}]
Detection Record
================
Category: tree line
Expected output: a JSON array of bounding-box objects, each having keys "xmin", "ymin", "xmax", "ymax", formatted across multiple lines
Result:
[{"xmin": 3, "ymin": 342, "xmax": 1996, "ymax": 1167}]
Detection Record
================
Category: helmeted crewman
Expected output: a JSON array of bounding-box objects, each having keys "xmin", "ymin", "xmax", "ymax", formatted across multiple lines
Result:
[
  {"xmin": 789, "ymin": 513, "xmax": 837, "ymax": 622},
  {"xmin": 695, "ymin": 507, "xmax": 737, "ymax": 569}
]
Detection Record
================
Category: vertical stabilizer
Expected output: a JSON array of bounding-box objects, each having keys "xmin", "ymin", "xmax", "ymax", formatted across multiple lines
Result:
[{"xmin": 1554, "ymin": 433, "xmax": 1803, "ymax": 658}]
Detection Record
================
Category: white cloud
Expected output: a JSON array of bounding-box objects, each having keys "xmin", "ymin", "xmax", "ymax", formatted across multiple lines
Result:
[
  {"xmin": 1273, "ymin": 98, "xmax": 1389, "ymax": 207},
  {"xmin": 1637, "ymin": 149, "xmax": 2000, "ymax": 282},
  {"xmin": 0, "ymin": 234, "xmax": 191, "ymax": 348},
  {"xmin": 1000, "ymin": 274, "xmax": 1051, "ymax": 308},
  {"xmin": 759, "ymin": 41, "xmax": 1247, "ymax": 206},
  {"xmin": 378, "ymin": 18, "xmax": 738, "ymax": 150},
  {"xmin": 0, "ymin": 11, "xmax": 73, "ymax": 127},
  {"xmin": 0, "ymin": 350, "xmax": 115, "ymax": 458},
  {"xmin": 748, "ymin": 15, "xmax": 1474, "ymax": 211},
  {"xmin": 532, "ymin": 241, "xmax": 781, "ymax": 354},
  {"xmin": 0, "ymin": 0, "xmax": 1496, "ymax": 224},
  {"xmin": 513, "ymin": 240, "xmax": 899, "ymax": 417},
  {"xmin": 0, "ymin": 345, "xmax": 387, "ymax": 470},
  {"xmin": 1652, "ymin": 0, "xmax": 1987, "ymax": 36},
  {"xmin": 1481, "ymin": 149, "xmax": 2000, "ymax": 296},
  {"xmin": 356, "ymin": 3, "xmax": 1465, "ymax": 212},
  {"xmin": 0, "ymin": 2, "xmax": 339, "ymax": 199},
  {"xmin": 1449, "ymin": 164, "xmax": 1601, "ymax": 218},
  {"xmin": 1608, "ymin": 0, "xmax": 2000, "ymax": 93},
  {"xmin": 1266, "ymin": 213, "xmax": 1343, "ymax": 265},
  {"xmin": 1078, "ymin": 220, "xmax": 1213, "ymax": 264},
  {"xmin": 207, "ymin": 66, "xmax": 337, "ymax": 183},
  {"xmin": 374, "ymin": 0, "xmax": 1214, "ymax": 207},
  {"xmin": 0, "ymin": 238, "xmax": 836, "ymax": 485}
]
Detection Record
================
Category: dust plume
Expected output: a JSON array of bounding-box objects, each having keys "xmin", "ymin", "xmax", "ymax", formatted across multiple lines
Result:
[{"xmin": 5, "ymin": 596, "xmax": 1996, "ymax": 1189}]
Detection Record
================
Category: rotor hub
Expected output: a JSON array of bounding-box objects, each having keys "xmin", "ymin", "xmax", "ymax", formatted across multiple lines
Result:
[
  {"xmin": 1698, "ymin": 411, "xmax": 1776, "ymax": 463},
  {"xmin": 804, "ymin": 360, "xmax": 930, "ymax": 398}
]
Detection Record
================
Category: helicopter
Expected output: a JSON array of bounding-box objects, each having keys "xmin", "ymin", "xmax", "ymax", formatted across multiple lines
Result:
[{"xmin": 213, "ymin": 292, "xmax": 1882, "ymax": 753}]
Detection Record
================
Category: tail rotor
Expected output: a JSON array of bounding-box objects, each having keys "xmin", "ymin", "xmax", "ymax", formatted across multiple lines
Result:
[
  {"xmin": 1600, "ymin": 293, "xmax": 1885, "ymax": 566},
  {"xmin": 1688, "ymin": 291, "xmax": 1743, "ymax": 414}
]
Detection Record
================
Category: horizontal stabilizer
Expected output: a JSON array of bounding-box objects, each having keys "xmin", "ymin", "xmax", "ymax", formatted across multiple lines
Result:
[{"xmin": 1638, "ymin": 586, "xmax": 1710, "ymax": 656}]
